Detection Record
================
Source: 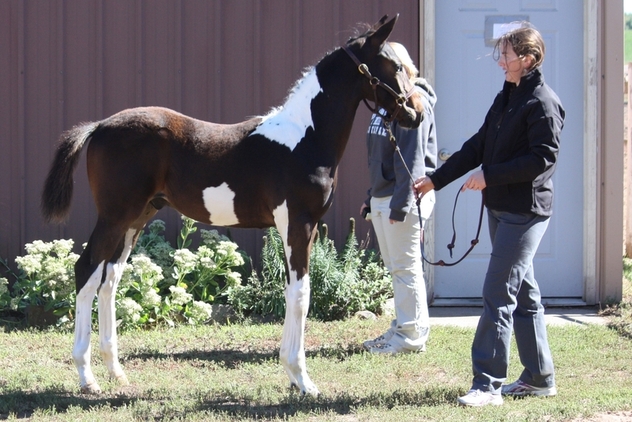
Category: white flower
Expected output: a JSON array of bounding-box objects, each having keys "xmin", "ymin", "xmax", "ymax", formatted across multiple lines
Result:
[
  {"xmin": 24, "ymin": 240, "xmax": 53, "ymax": 256},
  {"xmin": 169, "ymin": 285, "xmax": 193, "ymax": 306},
  {"xmin": 51, "ymin": 239, "xmax": 74, "ymax": 257},
  {"xmin": 140, "ymin": 288, "xmax": 162, "ymax": 308},
  {"xmin": 226, "ymin": 271, "xmax": 242, "ymax": 286},
  {"xmin": 10, "ymin": 298, "xmax": 19, "ymax": 311},
  {"xmin": 130, "ymin": 254, "xmax": 164, "ymax": 286},
  {"xmin": 0, "ymin": 278, "xmax": 8, "ymax": 295},
  {"xmin": 172, "ymin": 249, "xmax": 198, "ymax": 277},
  {"xmin": 189, "ymin": 301, "xmax": 213, "ymax": 323},
  {"xmin": 15, "ymin": 254, "xmax": 42, "ymax": 276},
  {"xmin": 117, "ymin": 297, "xmax": 143, "ymax": 324},
  {"xmin": 217, "ymin": 241, "xmax": 244, "ymax": 266}
]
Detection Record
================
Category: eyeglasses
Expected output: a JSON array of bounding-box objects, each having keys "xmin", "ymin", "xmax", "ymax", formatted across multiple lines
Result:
[{"xmin": 497, "ymin": 54, "xmax": 524, "ymax": 64}]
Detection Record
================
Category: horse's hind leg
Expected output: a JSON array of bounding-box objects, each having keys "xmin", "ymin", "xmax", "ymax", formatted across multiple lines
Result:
[
  {"xmin": 96, "ymin": 229, "xmax": 137, "ymax": 387},
  {"xmin": 73, "ymin": 219, "xmax": 128, "ymax": 394},
  {"xmin": 73, "ymin": 204, "xmax": 155, "ymax": 393},
  {"xmin": 97, "ymin": 204, "xmax": 159, "ymax": 388}
]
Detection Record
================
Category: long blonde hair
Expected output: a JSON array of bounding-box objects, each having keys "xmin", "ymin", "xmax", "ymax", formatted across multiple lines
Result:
[{"xmin": 388, "ymin": 42, "xmax": 419, "ymax": 79}]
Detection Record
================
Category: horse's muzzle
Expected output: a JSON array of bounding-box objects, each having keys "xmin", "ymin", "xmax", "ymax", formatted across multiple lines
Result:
[
  {"xmin": 398, "ymin": 105, "xmax": 423, "ymax": 129},
  {"xmin": 397, "ymin": 91, "xmax": 424, "ymax": 129}
]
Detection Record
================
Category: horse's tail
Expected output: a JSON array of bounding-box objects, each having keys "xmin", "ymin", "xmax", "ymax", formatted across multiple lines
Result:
[{"xmin": 41, "ymin": 122, "xmax": 98, "ymax": 223}]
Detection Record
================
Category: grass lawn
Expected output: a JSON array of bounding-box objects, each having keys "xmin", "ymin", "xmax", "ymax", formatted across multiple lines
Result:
[
  {"xmin": 0, "ymin": 301, "xmax": 631, "ymax": 421},
  {"xmin": 0, "ymin": 259, "xmax": 630, "ymax": 421}
]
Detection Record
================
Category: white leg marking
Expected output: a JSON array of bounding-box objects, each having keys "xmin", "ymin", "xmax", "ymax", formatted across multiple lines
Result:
[
  {"xmin": 202, "ymin": 182, "xmax": 240, "ymax": 226},
  {"xmin": 273, "ymin": 203, "xmax": 319, "ymax": 395},
  {"xmin": 98, "ymin": 229, "xmax": 136, "ymax": 387},
  {"xmin": 73, "ymin": 261, "xmax": 104, "ymax": 394},
  {"xmin": 253, "ymin": 69, "xmax": 322, "ymax": 151}
]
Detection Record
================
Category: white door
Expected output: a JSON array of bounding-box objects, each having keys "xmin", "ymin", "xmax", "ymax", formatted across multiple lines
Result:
[{"xmin": 431, "ymin": 1, "xmax": 584, "ymax": 303}]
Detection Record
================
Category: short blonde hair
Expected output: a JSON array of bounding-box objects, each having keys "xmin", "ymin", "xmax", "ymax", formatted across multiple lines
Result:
[
  {"xmin": 494, "ymin": 22, "xmax": 545, "ymax": 70},
  {"xmin": 388, "ymin": 42, "xmax": 419, "ymax": 79}
]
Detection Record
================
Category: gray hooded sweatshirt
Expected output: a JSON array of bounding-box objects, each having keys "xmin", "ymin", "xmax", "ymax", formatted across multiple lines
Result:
[{"xmin": 365, "ymin": 78, "xmax": 438, "ymax": 221}]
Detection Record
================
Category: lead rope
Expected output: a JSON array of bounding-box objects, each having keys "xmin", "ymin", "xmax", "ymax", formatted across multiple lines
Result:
[{"xmin": 382, "ymin": 120, "xmax": 485, "ymax": 267}]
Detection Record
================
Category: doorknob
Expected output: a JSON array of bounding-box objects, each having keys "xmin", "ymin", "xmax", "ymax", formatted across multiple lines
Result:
[{"xmin": 439, "ymin": 148, "xmax": 452, "ymax": 161}]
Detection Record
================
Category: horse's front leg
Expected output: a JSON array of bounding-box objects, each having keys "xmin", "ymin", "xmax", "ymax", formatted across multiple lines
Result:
[
  {"xmin": 281, "ymin": 266, "xmax": 318, "ymax": 395},
  {"xmin": 276, "ymin": 214, "xmax": 319, "ymax": 395},
  {"xmin": 97, "ymin": 230, "xmax": 137, "ymax": 387}
]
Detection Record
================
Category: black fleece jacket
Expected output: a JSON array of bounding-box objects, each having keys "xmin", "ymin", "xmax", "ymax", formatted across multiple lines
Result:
[{"xmin": 429, "ymin": 68, "xmax": 565, "ymax": 216}]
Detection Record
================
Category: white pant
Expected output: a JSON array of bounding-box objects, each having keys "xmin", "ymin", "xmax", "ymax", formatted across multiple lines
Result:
[{"xmin": 370, "ymin": 191, "xmax": 435, "ymax": 351}]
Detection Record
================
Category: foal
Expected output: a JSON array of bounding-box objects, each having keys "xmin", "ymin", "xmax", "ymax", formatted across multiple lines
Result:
[{"xmin": 41, "ymin": 15, "xmax": 423, "ymax": 395}]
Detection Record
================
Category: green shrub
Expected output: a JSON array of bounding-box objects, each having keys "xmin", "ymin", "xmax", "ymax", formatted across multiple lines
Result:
[
  {"xmin": 228, "ymin": 219, "xmax": 392, "ymax": 321},
  {"xmin": 11, "ymin": 239, "xmax": 79, "ymax": 325},
  {"xmin": 1, "ymin": 216, "xmax": 248, "ymax": 330},
  {"xmin": 1, "ymin": 216, "xmax": 391, "ymax": 327}
]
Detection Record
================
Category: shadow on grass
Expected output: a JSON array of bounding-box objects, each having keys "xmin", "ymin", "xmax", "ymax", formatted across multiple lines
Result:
[
  {"xmin": 0, "ymin": 387, "xmax": 139, "ymax": 419},
  {"xmin": 0, "ymin": 385, "xmax": 462, "ymax": 420},
  {"xmin": 123, "ymin": 343, "xmax": 367, "ymax": 369},
  {"xmin": 195, "ymin": 387, "xmax": 462, "ymax": 419}
]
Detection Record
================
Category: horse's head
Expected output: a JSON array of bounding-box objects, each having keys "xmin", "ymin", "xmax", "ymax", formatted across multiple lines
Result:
[{"xmin": 344, "ymin": 15, "xmax": 424, "ymax": 128}]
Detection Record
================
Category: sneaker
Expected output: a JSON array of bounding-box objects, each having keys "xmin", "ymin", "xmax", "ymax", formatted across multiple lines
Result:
[
  {"xmin": 362, "ymin": 332, "xmax": 393, "ymax": 350},
  {"xmin": 457, "ymin": 389, "xmax": 504, "ymax": 407},
  {"xmin": 368, "ymin": 342, "xmax": 425, "ymax": 355},
  {"xmin": 501, "ymin": 380, "xmax": 557, "ymax": 397}
]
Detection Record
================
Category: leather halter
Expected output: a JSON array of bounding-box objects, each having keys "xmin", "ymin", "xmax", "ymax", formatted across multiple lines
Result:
[{"xmin": 342, "ymin": 44, "xmax": 415, "ymax": 123}]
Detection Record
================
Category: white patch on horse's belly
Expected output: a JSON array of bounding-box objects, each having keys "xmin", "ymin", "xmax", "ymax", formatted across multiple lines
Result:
[
  {"xmin": 253, "ymin": 69, "xmax": 322, "ymax": 151},
  {"xmin": 202, "ymin": 183, "xmax": 240, "ymax": 226}
]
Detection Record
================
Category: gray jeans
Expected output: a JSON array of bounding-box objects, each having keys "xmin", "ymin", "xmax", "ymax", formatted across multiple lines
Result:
[{"xmin": 471, "ymin": 209, "xmax": 555, "ymax": 394}]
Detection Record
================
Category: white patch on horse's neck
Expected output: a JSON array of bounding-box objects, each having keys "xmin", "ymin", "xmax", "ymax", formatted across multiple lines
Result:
[{"xmin": 253, "ymin": 68, "xmax": 322, "ymax": 151}]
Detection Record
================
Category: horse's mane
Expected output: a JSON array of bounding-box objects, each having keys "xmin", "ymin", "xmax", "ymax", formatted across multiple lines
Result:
[
  {"xmin": 257, "ymin": 21, "xmax": 376, "ymax": 121},
  {"xmin": 346, "ymin": 22, "xmax": 376, "ymax": 44}
]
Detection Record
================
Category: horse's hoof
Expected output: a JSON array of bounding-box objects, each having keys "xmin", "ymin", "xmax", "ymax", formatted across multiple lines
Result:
[
  {"xmin": 114, "ymin": 374, "xmax": 129, "ymax": 386},
  {"xmin": 80, "ymin": 382, "xmax": 102, "ymax": 394},
  {"xmin": 300, "ymin": 384, "xmax": 320, "ymax": 396}
]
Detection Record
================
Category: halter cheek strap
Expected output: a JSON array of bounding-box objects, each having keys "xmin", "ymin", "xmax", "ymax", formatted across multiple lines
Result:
[{"xmin": 342, "ymin": 45, "xmax": 414, "ymax": 122}]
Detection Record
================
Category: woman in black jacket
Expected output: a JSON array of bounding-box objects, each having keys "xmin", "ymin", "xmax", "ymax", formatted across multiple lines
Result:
[{"xmin": 414, "ymin": 23, "xmax": 564, "ymax": 407}]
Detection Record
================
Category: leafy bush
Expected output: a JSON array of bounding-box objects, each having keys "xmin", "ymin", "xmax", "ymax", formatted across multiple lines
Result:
[
  {"xmin": 1, "ymin": 216, "xmax": 391, "ymax": 328},
  {"xmin": 11, "ymin": 239, "xmax": 79, "ymax": 325},
  {"xmin": 1, "ymin": 216, "xmax": 248, "ymax": 329},
  {"xmin": 228, "ymin": 219, "xmax": 392, "ymax": 321}
]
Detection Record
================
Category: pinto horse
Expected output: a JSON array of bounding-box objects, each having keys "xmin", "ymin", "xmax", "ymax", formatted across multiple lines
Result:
[{"xmin": 41, "ymin": 15, "xmax": 423, "ymax": 395}]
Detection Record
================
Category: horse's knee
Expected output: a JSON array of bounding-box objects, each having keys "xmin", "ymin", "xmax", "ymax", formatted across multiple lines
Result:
[{"xmin": 285, "ymin": 277, "xmax": 311, "ymax": 318}]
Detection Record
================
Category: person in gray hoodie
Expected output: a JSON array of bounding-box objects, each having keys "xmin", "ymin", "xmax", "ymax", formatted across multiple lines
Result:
[{"xmin": 360, "ymin": 42, "xmax": 438, "ymax": 355}]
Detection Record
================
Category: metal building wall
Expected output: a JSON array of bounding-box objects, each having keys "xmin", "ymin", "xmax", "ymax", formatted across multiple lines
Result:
[{"xmin": 0, "ymin": 0, "xmax": 419, "ymax": 272}]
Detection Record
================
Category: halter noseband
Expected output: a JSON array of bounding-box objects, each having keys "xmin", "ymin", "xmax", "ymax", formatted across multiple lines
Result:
[{"xmin": 342, "ymin": 44, "xmax": 414, "ymax": 122}]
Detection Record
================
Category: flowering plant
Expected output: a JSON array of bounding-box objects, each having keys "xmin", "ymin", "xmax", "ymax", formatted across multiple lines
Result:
[
  {"xmin": 1, "ymin": 216, "xmax": 248, "ymax": 329},
  {"xmin": 12, "ymin": 239, "xmax": 79, "ymax": 323}
]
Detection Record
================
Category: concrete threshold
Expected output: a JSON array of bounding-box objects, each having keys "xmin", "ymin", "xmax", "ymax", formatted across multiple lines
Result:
[{"xmin": 428, "ymin": 306, "xmax": 608, "ymax": 328}]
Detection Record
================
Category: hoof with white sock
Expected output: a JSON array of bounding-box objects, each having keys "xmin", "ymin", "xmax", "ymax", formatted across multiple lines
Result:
[
  {"xmin": 112, "ymin": 373, "xmax": 129, "ymax": 386},
  {"xmin": 80, "ymin": 382, "xmax": 102, "ymax": 395}
]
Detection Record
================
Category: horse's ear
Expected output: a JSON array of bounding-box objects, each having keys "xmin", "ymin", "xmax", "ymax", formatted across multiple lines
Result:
[
  {"xmin": 372, "ymin": 15, "xmax": 389, "ymax": 30},
  {"xmin": 367, "ymin": 14, "xmax": 398, "ymax": 50}
]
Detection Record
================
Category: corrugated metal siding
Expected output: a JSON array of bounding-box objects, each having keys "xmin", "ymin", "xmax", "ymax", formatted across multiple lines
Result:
[{"xmin": 0, "ymin": 0, "xmax": 419, "ymax": 272}]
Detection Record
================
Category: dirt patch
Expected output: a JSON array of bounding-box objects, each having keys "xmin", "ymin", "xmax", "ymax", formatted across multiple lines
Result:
[{"xmin": 570, "ymin": 411, "xmax": 632, "ymax": 421}]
